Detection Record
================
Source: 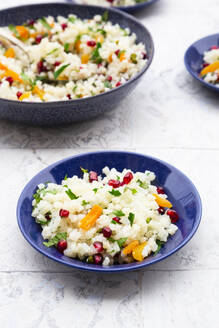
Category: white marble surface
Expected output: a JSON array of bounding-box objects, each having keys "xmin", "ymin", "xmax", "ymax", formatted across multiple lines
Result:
[{"xmin": 1, "ymin": 0, "xmax": 219, "ymax": 327}]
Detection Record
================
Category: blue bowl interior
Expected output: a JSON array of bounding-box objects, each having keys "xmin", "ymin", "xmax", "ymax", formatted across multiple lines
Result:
[
  {"xmin": 184, "ymin": 33, "xmax": 219, "ymax": 92},
  {"xmin": 17, "ymin": 151, "xmax": 202, "ymax": 272}
]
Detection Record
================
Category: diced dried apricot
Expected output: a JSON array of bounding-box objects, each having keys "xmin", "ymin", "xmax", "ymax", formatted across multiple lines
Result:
[
  {"xmin": 108, "ymin": 53, "xmax": 113, "ymax": 63},
  {"xmin": 32, "ymin": 86, "xmax": 45, "ymax": 100},
  {"xmin": 15, "ymin": 26, "xmax": 29, "ymax": 40},
  {"xmin": 132, "ymin": 242, "xmax": 147, "ymax": 261},
  {"xmin": 122, "ymin": 240, "xmax": 139, "ymax": 255},
  {"xmin": 119, "ymin": 52, "xmax": 126, "ymax": 62},
  {"xmin": 75, "ymin": 40, "xmax": 81, "ymax": 53},
  {"xmin": 153, "ymin": 194, "xmax": 172, "ymax": 208},
  {"xmin": 4, "ymin": 48, "xmax": 15, "ymax": 58},
  {"xmin": 19, "ymin": 92, "xmax": 30, "ymax": 101},
  {"xmin": 81, "ymin": 53, "xmax": 89, "ymax": 64},
  {"xmin": 95, "ymin": 34, "xmax": 104, "ymax": 43},
  {"xmin": 79, "ymin": 205, "xmax": 103, "ymax": 230},
  {"xmin": 200, "ymin": 61, "xmax": 219, "ymax": 76}
]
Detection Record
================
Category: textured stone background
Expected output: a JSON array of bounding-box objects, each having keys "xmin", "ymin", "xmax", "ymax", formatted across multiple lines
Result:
[{"xmin": 0, "ymin": 0, "xmax": 218, "ymax": 327}]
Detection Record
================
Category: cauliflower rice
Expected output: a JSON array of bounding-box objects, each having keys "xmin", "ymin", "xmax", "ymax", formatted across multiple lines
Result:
[
  {"xmin": 78, "ymin": 0, "xmax": 148, "ymax": 7},
  {"xmin": 200, "ymin": 46, "xmax": 219, "ymax": 86},
  {"xmin": 0, "ymin": 12, "xmax": 147, "ymax": 102},
  {"xmin": 32, "ymin": 167, "xmax": 178, "ymax": 266}
]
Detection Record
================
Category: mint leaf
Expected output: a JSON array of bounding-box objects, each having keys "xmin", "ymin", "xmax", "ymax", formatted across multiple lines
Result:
[
  {"xmin": 146, "ymin": 217, "xmax": 152, "ymax": 224},
  {"xmin": 93, "ymin": 188, "xmax": 98, "ymax": 194},
  {"xmin": 153, "ymin": 240, "xmax": 164, "ymax": 256},
  {"xmin": 43, "ymin": 232, "xmax": 67, "ymax": 247},
  {"xmin": 113, "ymin": 210, "xmax": 125, "ymax": 217},
  {"xmin": 131, "ymin": 189, "xmax": 137, "ymax": 195},
  {"xmin": 64, "ymin": 43, "xmax": 70, "ymax": 53},
  {"xmin": 108, "ymin": 237, "xmax": 116, "ymax": 243},
  {"xmin": 8, "ymin": 24, "xmax": 19, "ymax": 37},
  {"xmin": 128, "ymin": 213, "xmax": 135, "ymax": 226},
  {"xmin": 137, "ymin": 179, "xmax": 148, "ymax": 189},
  {"xmin": 65, "ymin": 188, "xmax": 79, "ymax": 200},
  {"xmin": 91, "ymin": 42, "xmax": 102, "ymax": 64},
  {"xmin": 104, "ymin": 81, "xmax": 112, "ymax": 89},
  {"xmin": 117, "ymin": 238, "xmax": 127, "ymax": 249},
  {"xmin": 109, "ymin": 189, "xmax": 121, "ymax": 197},
  {"xmin": 102, "ymin": 11, "xmax": 109, "ymax": 22},
  {"xmin": 47, "ymin": 48, "xmax": 59, "ymax": 56},
  {"xmin": 54, "ymin": 64, "xmax": 70, "ymax": 79},
  {"xmin": 64, "ymin": 174, "xmax": 68, "ymax": 180},
  {"xmin": 80, "ymin": 167, "xmax": 88, "ymax": 173},
  {"xmin": 82, "ymin": 200, "xmax": 89, "ymax": 206},
  {"xmin": 130, "ymin": 53, "xmax": 137, "ymax": 64},
  {"xmin": 68, "ymin": 16, "xmax": 76, "ymax": 23},
  {"xmin": 36, "ymin": 219, "xmax": 48, "ymax": 225},
  {"xmin": 39, "ymin": 17, "xmax": 51, "ymax": 30}
]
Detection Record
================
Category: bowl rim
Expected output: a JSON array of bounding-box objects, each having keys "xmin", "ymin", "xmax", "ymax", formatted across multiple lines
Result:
[
  {"xmin": 17, "ymin": 150, "xmax": 202, "ymax": 273},
  {"xmin": 69, "ymin": 0, "xmax": 160, "ymax": 11},
  {"xmin": 0, "ymin": 2, "xmax": 154, "ymax": 106},
  {"xmin": 184, "ymin": 33, "xmax": 219, "ymax": 92}
]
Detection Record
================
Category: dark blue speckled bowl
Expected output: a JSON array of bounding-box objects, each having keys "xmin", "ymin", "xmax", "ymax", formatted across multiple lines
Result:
[
  {"xmin": 17, "ymin": 151, "xmax": 202, "ymax": 273},
  {"xmin": 68, "ymin": 0, "xmax": 160, "ymax": 13},
  {"xmin": 0, "ymin": 3, "xmax": 154, "ymax": 125},
  {"xmin": 184, "ymin": 34, "xmax": 219, "ymax": 92}
]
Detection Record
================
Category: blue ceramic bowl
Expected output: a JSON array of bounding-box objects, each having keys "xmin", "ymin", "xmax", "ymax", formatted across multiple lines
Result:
[
  {"xmin": 17, "ymin": 151, "xmax": 202, "ymax": 273},
  {"xmin": 184, "ymin": 34, "xmax": 219, "ymax": 92},
  {"xmin": 68, "ymin": 0, "xmax": 160, "ymax": 13},
  {"xmin": 0, "ymin": 3, "xmax": 154, "ymax": 126}
]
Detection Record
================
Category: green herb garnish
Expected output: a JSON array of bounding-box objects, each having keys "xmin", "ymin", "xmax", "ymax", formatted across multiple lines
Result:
[
  {"xmin": 137, "ymin": 179, "xmax": 148, "ymax": 189},
  {"xmin": 8, "ymin": 24, "xmax": 19, "ymax": 38},
  {"xmin": 113, "ymin": 210, "xmax": 125, "ymax": 217},
  {"xmin": 93, "ymin": 188, "xmax": 98, "ymax": 194},
  {"xmin": 128, "ymin": 213, "xmax": 135, "ymax": 226},
  {"xmin": 36, "ymin": 219, "xmax": 49, "ymax": 225},
  {"xmin": 39, "ymin": 17, "xmax": 52, "ymax": 30},
  {"xmin": 64, "ymin": 174, "xmax": 68, "ymax": 180},
  {"xmin": 131, "ymin": 189, "xmax": 137, "ymax": 195},
  {"xmin": 104, "ymin": 81, "xmax": 112, "ymax": 89},
  {"xmin": 117, "ymin": 237, "xmax": 128, "ymax": 249},
  {"xmin": 47, "ymin": 48, "xmax": 59, "ymax": 56},
  {"xmin": 153, "ymin": 240, "xmax": 164, "ymax": 256},
  {"xmin": 91, "ymin": 42, "xmax": 102, "ymax": 64},
  {"xmin": 43, "ymin": 232, "xmax": 67, "ymax": 247},
  {"xmin": 109, "ymin": 189, "xmax": 121, "ymax": 197},
  {"xmin": 146, "ymin": 217, "xmax": 152, "ymax": 224},
  {"xmin": 130, "ymin": 53, "xmax": 137, "ymax": 64},
  {"xmin": 54, "ymin": 64, "xmax": 70, "ymax": 79},
  {"xmin": 82, "ymin": 200, "xmax": 89, "ymax": 206},
  {"xmin": 64, "ymin": 43, "xmax": 70, "ymax": 53},
  {"xmin": 65, "ymin": 188, "xmax": 79, "ymax": 200},
  {"xmin": 68, "ymin": 16, "xmax": 76, "ymax": 23},
  {"xmin": 102, "ymin": 11, "xmax": 109, "ymax": 22},
  {"xmin": 80, "ymin": 167, "xmax": 88, "ymax": 174}
]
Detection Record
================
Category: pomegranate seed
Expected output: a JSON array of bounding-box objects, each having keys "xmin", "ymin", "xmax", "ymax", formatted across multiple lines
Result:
[
  {"xmin": 93, "ymin": 253, "xmax": 103, "ymax": 265},
  {"xmin": 122, "ymin": 172, "xmax": 133, "ymax": 185},
  {"xmin": 67, "ymin": 94, "xmax": 71, "ymax": 99},
  {"xmin": 112, "ymin": 217, "xmax": 121, "ymax": 224},
  {"xmin": 211, "ymin": 45, "xmax": 218, "ymax": 50},
  {"xmin": 158, "ymin": 207, "xmax": 165, "ymax": 215},
  {"xmin": 59, "ymin": 209, "xmax": 69, "ymax": 217},
  {"xmin": 203, "ymin": 62, "xmax": 209, "ymax": 68},
  {"xmin": 115, "ymin": 49, "xmax": 120, "ymax": 56},
  {"xmin": 37, "ymin": 60, "xmax": 48, "ymax": 73},
  {"xmin": 166, "ymin": 209, "xmax": 179, "ymax": 223},
  {"xmin": 35, "ymin": 35, "xmax": 43, "ymax": 44},
  {"xmin": 102, "ymin": 227, "xmax": 112, "ymax": 238},
  {"xmin": 97, "ymin": 63, "xmax": 102, "ymax": 68},
  {"xmin": 93, "ymin": 241, "xmax": 104, "ymax": 252},
  {"xmin": 28, "ymin": 19, "xmax": 35, "ymax": 27},
  {"xmin": 142, "ymin": 52, "xmax": 147, "ymax": 59},
  {"xmin": 61, "ymin": 23, "xmax": 68, "ymax": 30},
  {"xmin": 108, "ymin": 179, "xmax": 121, "ymax": 188},
  {"xmin": 16, "ymin": 91, "xmax": 23, "ymax": 99},
  {"xmin": 89, "ymin": 171, "xmax": 98, "ymax": 183},
  {"xmin": 116, "ymin": 82, "xmax": 122, "ymax": 87},
  {"xmin": 6, "ymin": 76, "xmax": 13, "ymax": 86},
  {"xmin": 107, "ymin": 0, "xmax": 114, "ymax": 2},
  {"xmin": 45, "ymin": 213, "xmax": 51, "ymax": 220},
  {"xmin": 107, "ymin": 76, "xmax": 112, "ymax": 81},
  {"xmin": 54, "ymin": 61, "xmax": 61, "ymax": 67},
  {"xmin": 87, "ymin": 40, "xmax": 96, "ymax": 47},
  {"xmin": 57, "ymin": 240, "xmax": 67, "ymax": 253},
  {"xmin": 157, "ymin": 186, "xmax": 165, "ymax": 194}
]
